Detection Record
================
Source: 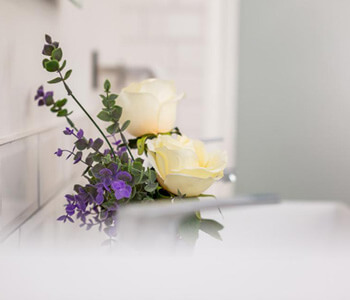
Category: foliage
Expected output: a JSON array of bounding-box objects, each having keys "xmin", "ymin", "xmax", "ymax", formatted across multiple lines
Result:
[{"xmin": 35, "ymin": 34, "xmax": 223, "ymax": 244}]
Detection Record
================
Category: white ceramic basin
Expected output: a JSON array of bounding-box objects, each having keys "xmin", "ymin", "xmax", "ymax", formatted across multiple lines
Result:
[{"xmin": 2, "ymin": 187, "xmax": 350, "ymax": 300}]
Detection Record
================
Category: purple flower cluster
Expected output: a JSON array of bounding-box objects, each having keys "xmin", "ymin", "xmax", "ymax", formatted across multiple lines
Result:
[
  {"xmin": 35, "ymin": 86, "xmax": 53, "ymax": 106},
  {"xmin": 54, "ymin": 126, "xmax": 134, "ymax": 238},
  {"xmin": 58, "ymin": 162, "xmax": 132, "ymax": 231},
  {"xmin": 95, "ymin": 166, "xmax": 132, "ymax": 200}
]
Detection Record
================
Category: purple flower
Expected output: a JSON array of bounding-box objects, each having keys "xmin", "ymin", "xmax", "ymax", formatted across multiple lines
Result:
[
  {"xmin": 76, "ymin": 187, "xmax": 94, "ymax": 205},
  {"xmin": 75, "ymin": 196, "xmax": 87, "ymax": 211},
  {"xmin": 113, "ymin": 140, "xmax": 122, "ymax": 146},
  {"xmin": 88, "ymin": 138, "xmax": 94, "ymax": 147},
  {"xmin": 76, "ymin": 129, "xmax": 84, "ymax": 139},
  {"xmin": 95, "ymin": 185, "xmax": 105, "ymax": 205},
  {"xmin": 35, "ymin": 86, "xmax": 44, "ymax": 100},
  {"xmin": 111, "ymin": 180, "xmax": 132, "ymax": 200},
  {"xmin": 34, "ymin": 86, "xmax": 54, "ymax": 106},
  {"xmin": 66, "ymin": 204, "xmax": 76, "ymax": 216},
  {"xmin": 55, "ymin": 148, "xmax": 63, "ymax": 157},
  {"xmin": 98, "ymin": 168, "xmax": 114, "ymax": 190},
  {"xmin": 73, "ymin": 151, "xmax": 82, "ymax": 164},
  {"xmin": 57, "ymin": 215, "xmax": 74, "ymax": 223},
  {"xmin": 44, "ymin": 91, "xmax": 53, "ymax": 104},
  {"xmin": 63, "ymin": 127, "xmax": 74, "ymax": 135},
  {"xmin": 109, "ymin": 163, "xmax": 119, "ymax": 175},
  {"xmin": 116, "ymin": 147, "xmax": 127, "ymax": 157},
  {"xmin": 65, "ymin": 194, "xmax": 75, "ymax": 202}
]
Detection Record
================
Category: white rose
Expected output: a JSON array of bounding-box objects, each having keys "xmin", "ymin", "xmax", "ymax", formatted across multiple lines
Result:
[
  {"xmin": 146, "ymin": 135, "xmax": 227, "ymax": 197},
  {"xmin": 117, "ymin": 78, "xmax": 184, "ymax": 137}
]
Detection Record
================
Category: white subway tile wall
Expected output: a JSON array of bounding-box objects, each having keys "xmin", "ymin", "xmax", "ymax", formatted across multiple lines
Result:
[
  {"xmin": 0, "ymin": 0, "xmax": 237, "ymax": 242},
  {"xmin": 112, "ymin": 0, "xmax": 209, "ymax": 137},
  {"xmin": 0, "ymin": 136, "xmax": 39, "ymax": 240}
]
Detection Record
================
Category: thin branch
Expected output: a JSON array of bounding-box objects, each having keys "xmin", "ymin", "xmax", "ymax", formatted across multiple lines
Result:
[{"xmin": 58, "ymin": 71, "xmax": 117, "ymax": 160}]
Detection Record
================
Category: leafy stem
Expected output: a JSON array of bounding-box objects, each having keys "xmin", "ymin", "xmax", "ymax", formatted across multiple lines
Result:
[
  {"xmin": 57, "ymin": 70, "xmax": 117, "ymax": 160},
  {"xmin": 118, "ymin": 124, "xmax": 135, "ymax": 160},
  {"xmin": 99, "ymin": 81, "xmax": 135, "ymax": 161}
]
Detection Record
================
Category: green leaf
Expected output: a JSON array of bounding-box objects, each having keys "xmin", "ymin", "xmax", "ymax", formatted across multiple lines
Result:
[
  {"xmin": 145, "ymin": 182, "xmax": 158, "ymax": 193},
  {"xmin": 66, "ymin": 117, "xmax": 75, "ymax": 128},
  {"xmin": 148, "ymin": 169, "xmax": 157, "ymax": 182},
  {"xmin": 178, "ymin": 214, "xmax": 201, "ymax": 246},
  {"xmin": 45, "ymin": 60, "xmax": 60, "ymax": 72},
  {"xmin": 82, "ymin": 166, "xmax": 91, "ymax": 176},
  {"xmin": 57, "ymin": 109, "xmax": 68, "ymax": 117},
  {"xmin": 106, "ymin": 123, "xmax": 118, "ymax": 135},
  {"xmin": 64, "ymin": 69, "xmax": 72, "ymax": 80},
  {"xmin": 91, "ymin": 163, "xmax": 104, "ymax": 177},
  {"xmin": 93, "ymin": 153, "xmax": 102, "ymax": 162},
  {"xmin": 59, "ymin": 60, "xmax": 67, "ymax": 71},
  {"xmin": 42, "ymin": 44, "xmax": 54, "ymax": 56},
  {"xmin": 104, "ymin": 79, "xmax": 111, "ymax": 92},
  {"xmin": 136, "ymin": 135, "xmax": 148, "ymax": 155},
  {"xmin": 97, "ymin": 111, "xmax": 111, "ymax": 122},
  {"xmin": 45, "ymin": 95, "xmax": 54, "ymax": 106},
  {"xmin": 42, "ymin": 58, "xmax": 49, "ymax": 69},
  {"xmin": 50, "ymin": 106, "xmax": 60, "ymax": 113},
  {"xmin": 74, "ymin": 151, "xmax": 83, "ymax": 163},
  {"xmin": 73, "ymin": 184, "xmax": 84, "ymax": 193},
  {"xmin": 47, "ymin": 77, "xmax": 62, "ymax": 84},
  {"xmin": 75, "ymin": 139, "xmax": 88, "ymax": 150},
  {"xmin": 85, "ymin": 154, "xmax": 94, "ymax": 166},
  {"xmin": 56, "ymin": 99, "xmax": 67, "ymax": 107},
  {"xmin": 172, "ymin": 127, "xmax": 182, "ymax": 136},
  {"xmin": 45, "ymin": 34, "xmax": 52, "ymax": 44},
  {"xmin": 132, "ymin": 161, "xmax": 144, "ymax": 171},
  {"xmin": 110, "ymin": 106, "xmax": 122, "ymax": 121},
  {"xmin": 108, "ymin": 94, "xmax": 118, "ymax": 101},
  {"xmin": 92, "ymin": 138, "xmax": 103, "ymax": 151},
  {"xmin": 120, "ymin": 120, "xmax": 130, "ymax": 132},
  {"xmin": 102, "ymin": 154, "xmax": 112, "ymax": 164},
  {"xmin": 199, "ymin": 219, "xmax": 224, "ymax": 241},
  {"xmin": 102, "ymin": 98, "xmax": 114, "ymax": 108},
  {"xmin": 51, "ymin": 48, "xmax": 63, "ymax": 61}
]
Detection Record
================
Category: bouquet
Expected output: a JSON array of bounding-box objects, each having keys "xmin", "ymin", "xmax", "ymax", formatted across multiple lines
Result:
[{"xmin": 35, "ymin": 35, "xmax": 227, "ymax": 241}]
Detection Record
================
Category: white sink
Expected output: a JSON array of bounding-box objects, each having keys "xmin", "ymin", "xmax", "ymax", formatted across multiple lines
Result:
[{"xmin": 2, "ymin": 191, "xmax": 350, "ymax": 300}]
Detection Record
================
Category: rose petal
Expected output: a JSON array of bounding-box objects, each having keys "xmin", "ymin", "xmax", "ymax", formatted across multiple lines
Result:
[
  {"xmin": 193, "ymin": 140, "xmax": 209, "ymax": 167},
  {"xmin": 163, "ymin": 174, "xmax": 215, "ymax": 197},
  {"xmin": 117, "ymin": 92, "xmax": 160, "ymax": 137},
  {"xmin": 139, "ymin": 79, "xmax": 176, "ymax": 103},
  {"xmin": 155, "ymin": 146, "xmax": 198, "ymax": 171},
  {"xmin": 157, "ymin": 100, "xmax": 178, "ymax": 133}
]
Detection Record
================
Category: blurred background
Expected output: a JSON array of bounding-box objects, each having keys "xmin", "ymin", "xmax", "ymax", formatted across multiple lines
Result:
[{"xmin": 1, "ymin": 0, "xmax": 350, "ymax": 241}]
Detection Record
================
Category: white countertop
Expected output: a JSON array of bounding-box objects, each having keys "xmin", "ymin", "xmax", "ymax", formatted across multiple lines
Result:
[{"xmin": 1, "ymin": 190, "xmax": 350, "ymax": 300}]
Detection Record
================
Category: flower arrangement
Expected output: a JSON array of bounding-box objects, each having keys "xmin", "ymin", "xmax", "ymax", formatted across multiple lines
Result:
[{"xmin": 35, "ymin": 35, "xmax": 226, "ymax": 240}]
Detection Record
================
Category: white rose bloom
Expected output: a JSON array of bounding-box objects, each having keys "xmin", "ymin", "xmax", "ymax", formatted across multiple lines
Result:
[
  {"xmin": 117, "ymin": 78, "xmax": 184, "ymax": 137},
  {"xmin": 146, "ymin": 135, "xmax": 227, "ymax": 197}
]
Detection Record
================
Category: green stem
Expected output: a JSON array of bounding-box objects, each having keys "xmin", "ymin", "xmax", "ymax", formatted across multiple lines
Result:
[
  {"xmin": 58, "ymin": 71, "xmax": 117, "ymax": 160},
  {"xmin": 118, "ymin": 125, "xmax": 135, "ymax": 160}
]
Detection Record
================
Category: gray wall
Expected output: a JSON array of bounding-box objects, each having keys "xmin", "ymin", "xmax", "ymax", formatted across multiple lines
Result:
[{"xmin": 236, "ymin": 0, "xmax": 350, "ymax": 200}]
